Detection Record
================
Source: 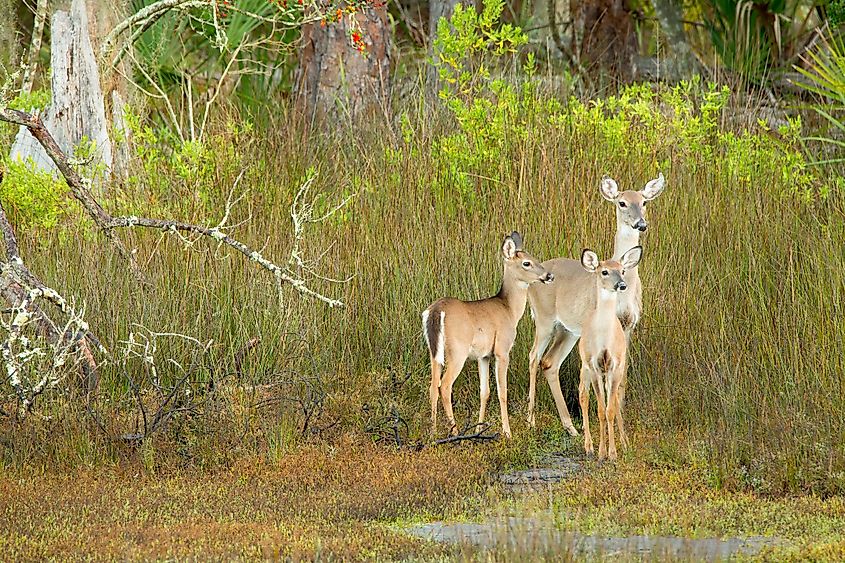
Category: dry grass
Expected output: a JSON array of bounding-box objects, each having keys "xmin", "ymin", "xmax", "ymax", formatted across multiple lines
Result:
[{"xmin": 0, "ymin": 435, "xmax": 493, "ymax": 561}]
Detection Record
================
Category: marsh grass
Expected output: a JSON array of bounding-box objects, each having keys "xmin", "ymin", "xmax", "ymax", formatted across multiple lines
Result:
[
  {"xmin": 1, "ymin": 78, "xmax": 843, "ymax": 498},
  {"xmin": 0, "ymin": 437, "xmax": 494, "ymax": 560}
]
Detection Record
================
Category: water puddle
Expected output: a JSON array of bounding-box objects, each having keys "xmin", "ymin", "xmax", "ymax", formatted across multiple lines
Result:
[
  {"xmin": 407, "ymin": 517, "xmax": 782, "ymax": 559},
  {"xmin": 407, "ymin": 452, "xmax": 782, "ymax": 559}
]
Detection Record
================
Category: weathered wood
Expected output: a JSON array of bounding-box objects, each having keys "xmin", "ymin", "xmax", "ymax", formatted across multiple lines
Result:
[
  {"xmin": 652, "ymin": 0, "xmax": 701, "ymax": 80},
  {"xmin": 10, "ymin": 0, "xmax": 112, "ymax": 185},
  {"xmin": 111, "ymin": 90, "xmax": 131, "ymax": 182}
]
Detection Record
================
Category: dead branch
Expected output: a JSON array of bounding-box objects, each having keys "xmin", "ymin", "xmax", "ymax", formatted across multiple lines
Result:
[
  {"xmin": 0, "ymin": 108, "xmax": 146, "ymax": 283},
  {"xmin": 0, "ymin": 171, "xmax": 101, "ymax": 403},
  {"xmin": 100, "ymin": 0, "xmax": 212, "ymax": 67},
  {"xmin": 0, "ymin": 108, "xmax": 346, "ymax": 307},
  {"xmin": 118, "ymin": 327, "xmax": 216, "ymax": 443},
  {"xmin": 104, "ymin": 214, "xmax": 344, "ymax": 307},
  {"xmin": 432, "ymin": 423, "xmax": 500, "ymax": 446}
]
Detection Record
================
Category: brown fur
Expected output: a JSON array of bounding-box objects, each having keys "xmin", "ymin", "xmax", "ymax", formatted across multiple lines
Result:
[
  {"xmin": 578, "ymin": 247, "xmax": 641, "ymax": 462},
  {"xmin": 423, "ymin": 233, "xmax": 553, "ymax": 439},
  {"xmin": 525, "ymin": 174, "xmax": 665, "ymax": 435}
]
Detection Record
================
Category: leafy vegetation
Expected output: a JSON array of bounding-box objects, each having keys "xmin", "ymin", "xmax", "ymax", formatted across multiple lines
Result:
[
  {"xmin": 2, "ymin": 0, "xmax": 845, "ymax": 559},
  {"xmin": 3, "ymin": 75, "xmax": 843, "ymax": 496}
]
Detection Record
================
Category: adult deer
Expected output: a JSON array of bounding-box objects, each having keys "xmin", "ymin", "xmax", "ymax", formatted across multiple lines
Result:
[
  {"xmin": 423, "ymin": 232, "xmax": 554, "ymax": 439},
  {"xmin": 578, "ymin": 246, "xmax": 642, "ymax": 461},
  {"xmin": 526, "ymin": 173, "xmax": 665, "ymax": 435}
]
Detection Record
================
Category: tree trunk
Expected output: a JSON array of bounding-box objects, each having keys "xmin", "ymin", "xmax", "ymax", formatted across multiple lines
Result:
[
  {"xmin": 9, "ymin": 0, "xmax": 112, "ymax": 187},
  {"xmin": 20, "ymin": 0, "xmax": 48, "ymax": 96},
  {"xmin": 571, "ymin": 0, "xmax": 637, "ymax": 81},
  {"xmin": 429, "ymin": 0, "xmax": 460, "ymax": 44},
  {"xmin": 295, "ymin": 4, "xmax": 391, "ymax": 121},
  {"xmin": 652, "ymin": 0, "xmax": 700, "ymax": 80},
  {"xmin": 426, "ymin": 0, "xmax": 460, "ymax": 91}
]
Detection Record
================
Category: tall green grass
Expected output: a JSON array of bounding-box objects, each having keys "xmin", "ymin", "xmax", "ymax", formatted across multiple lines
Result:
[{"xmin": 4, "ymin": 79, "xmax": 844, "ymax": 494}]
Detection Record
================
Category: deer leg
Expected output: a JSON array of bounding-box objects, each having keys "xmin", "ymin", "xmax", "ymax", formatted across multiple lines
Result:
[
  {"xmin": 494, "ymin": 353, "xmax": 513, "ymax": 439},
  {"xmin": 440, "ymin": 351, "xmax": 467, "ymax": 436},
  {"xmin": 477, "ymin": 356, "xmax": 491, "ymax": 425},
  {"xmin": 605, "ymin": 371, "xmax": 620, "ymax": 462},
  {"xmin": 429, "ymin": 356, "xmax": 442, "ymax": 438},
  {"xmin": 540, "ymin": 330, "xmax": 580, "ymax": 436},
  {"xmin": 527, "ymin": 322, "xmax": 554, "ymax": 428},
  {"xmin": 616, "ymin": 371, "xmax": 629, "ymax": 450},
  {"xmin": 592, "ymin": 372, "xmax": 608, "ymax": 461},
  {"xmin": 579, "ymin": 364, "xmax": 593, "ymax": 456}
]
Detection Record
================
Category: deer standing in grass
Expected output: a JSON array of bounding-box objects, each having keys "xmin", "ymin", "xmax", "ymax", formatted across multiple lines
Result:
[
  {"xmin": 578, "ymin": 246, "xmax": 642, "ymax": 461},
  {"xmin": 423, "ymin": 232, "xmax": 554, "ymax": 439},
  {"xmin": 526, "ymin": 174, "xmax": 665, "ymax": 435}
]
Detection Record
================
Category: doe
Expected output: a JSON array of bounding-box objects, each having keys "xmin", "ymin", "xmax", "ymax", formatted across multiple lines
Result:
[
  {"xmin": 422, "ymin": 232, "xmax": 554, "ymax": 439},
  {"xmin": 577, "ymin": 246, "xmax": 642, "ymax": 461},
  {"xmin": 526, "ymin": 173, "xmax": 665, "ymax": 435}
]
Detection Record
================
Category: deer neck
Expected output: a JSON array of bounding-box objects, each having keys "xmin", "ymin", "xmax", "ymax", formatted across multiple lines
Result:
[
  {"xmin": 593, "ymin": 285, "xmax": 619, "ymax": 322},
  {"xmin": 613, "ymin": 222, "xmax": 641, "ymax": 271},
  {"xmin": 496, "ymin": 268, "xmax": 529, "ymax": 324}
]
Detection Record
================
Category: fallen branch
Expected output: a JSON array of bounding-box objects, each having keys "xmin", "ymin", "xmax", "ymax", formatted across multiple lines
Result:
[
  {"xmin": 0, "ymin": 171, "xmax": 101, "ymax": 405},
  {"xmin": 0, "ymin": 107, "xmax": 346, "ymax": 307},
  {"xmin": 432, "ymin": 423, "xmax": 500, "ymax": 446},
  {"xmin": 104, "ymin": 215, "xmax": 344, "ymax": 307},
  {"xmin": 0, "ymin": 108, "xmax": 145, "ymax": 283}
]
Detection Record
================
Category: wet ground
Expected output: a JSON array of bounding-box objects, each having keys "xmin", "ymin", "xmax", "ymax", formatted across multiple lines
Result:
[{"xmin": 406, "ymin": 451, "xmax": 783, "ymax": 559}]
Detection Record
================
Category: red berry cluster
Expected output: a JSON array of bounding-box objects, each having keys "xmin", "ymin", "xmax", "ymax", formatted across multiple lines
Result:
[
  {"xmin": 351, "ymin": 30, "xmax": 365, "ymax": 52},
  {"xmin": 313, "ymin": 0, "xmax": 386, "ymax": 54},
  {"xmin": 216, "ymin": 0, "xmax": 231, "ymax": 19}
]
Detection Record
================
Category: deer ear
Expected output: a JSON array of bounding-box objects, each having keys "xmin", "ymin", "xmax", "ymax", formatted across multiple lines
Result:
[
  {"xmin": 502, "ymin": 236, "xmax": 517, "ymax": 259},
  {"xmin": 580, "ymin": 249, "xmax": 599, "ymax": 272},
  {"xmin": 600, "ymin": 176, "xmax": 620, "ymax": 201},
  {"xmin": 620, "ymin": 246, "xmax": 643, "ymax": 269},
  {"xmin": 640, "ymin": 173, "xmax": 666, "ymax": 201},
  {"xmin": 509, "ymin": 231, "xmax": 524, "ymax": 250}
]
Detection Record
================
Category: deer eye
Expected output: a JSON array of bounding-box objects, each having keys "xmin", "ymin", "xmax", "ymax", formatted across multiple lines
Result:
[
  {"xmin": 601, "ymin": 270, "xmax": 609, "ymax": 276},
  {"xmin": 619, "ymin": 202, "xmax": 626, "ymax": 208},
  {"xmin": 522, "ymin": 261, "xmax": 531, "ymax": 268}
]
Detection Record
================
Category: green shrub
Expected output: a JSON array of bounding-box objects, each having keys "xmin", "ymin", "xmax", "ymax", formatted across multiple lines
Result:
[{"xmin": 0, "ymin": 157, "xmax": 67, "ymax": 230}]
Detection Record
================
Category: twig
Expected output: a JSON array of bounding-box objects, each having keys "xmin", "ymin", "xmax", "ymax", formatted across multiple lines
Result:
[{"xmin": 432, "ymin": 423, "xmax": 500, "ymax": 445}]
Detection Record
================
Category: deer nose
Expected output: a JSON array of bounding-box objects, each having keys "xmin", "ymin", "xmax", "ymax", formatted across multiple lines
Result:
[
  {"xmin": 616, "ymin": 281, "xmax": 627, "ymax": 291},
  {"xmin": 543, "ymin": 272, "xmax": 555, "ymax": 284},
  {"xmin": 633, "ymin": 220, "xmax": 647, "ymax": 232}
]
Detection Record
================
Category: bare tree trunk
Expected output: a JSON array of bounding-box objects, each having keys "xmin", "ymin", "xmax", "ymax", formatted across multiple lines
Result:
[
  {"xmin": 10, "ymin": 0, "xmax": 113, "ymax": 186},
  {"xmin": 295, "ymin": 4, "xmax": 391, "ymax": 121},
  {"xmin": 571, "ymin": 0, "xmax": 637, "ymax": 81},
  {"xmin": 20, "ymin": 0, "xmax": 48, "ymax": 96},
  {"xmin": 429, "ymin": 0, "xmax": 460, "ymax": 44},
  {"xmin": 652, "ymin": 0, "xmax": 700, "ymax": 80},
  {"xmin": 426, "ymin": 0, "xmax": 460, "ymax": 91}
]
